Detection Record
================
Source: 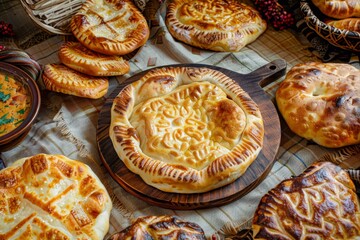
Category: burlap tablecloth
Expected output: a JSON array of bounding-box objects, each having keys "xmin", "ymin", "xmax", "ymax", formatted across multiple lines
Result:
[{"xmin": 1, "ymin": 0, "xmax": 360, "ymax": 239}]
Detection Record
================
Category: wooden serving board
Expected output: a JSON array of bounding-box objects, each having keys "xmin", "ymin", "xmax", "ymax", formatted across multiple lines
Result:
[{"xmin": 97, "ymin": 59, "xmax": 287, "ymax": 210}]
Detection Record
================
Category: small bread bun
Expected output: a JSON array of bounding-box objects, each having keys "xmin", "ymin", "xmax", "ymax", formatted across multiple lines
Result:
[
  {"xmin": 42, "ymin": 63, "xmax": 109, "ymax": 99},
  {"xmin": 327, "ymin": 18, "xmax": 360, "ymax": 32},
  {"xmin": 59, "ymin": 42, "xmax": 130, "ymax": 76}
]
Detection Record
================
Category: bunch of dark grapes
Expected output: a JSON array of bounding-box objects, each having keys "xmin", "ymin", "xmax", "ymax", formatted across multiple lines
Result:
[
  {"xmin": 0, "ymin": 21, "xmax": 15, "ymax": 37},
  {"xmin": 253, "ymin": 0, "xmax": 295, "ymax": 30}
]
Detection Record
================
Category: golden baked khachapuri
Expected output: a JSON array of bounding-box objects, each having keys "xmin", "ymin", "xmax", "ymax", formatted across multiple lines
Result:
[
  {"xmin": 0, "ymin": 154, "xmax": 112, "ymax": 240},
  {"xmin": 165, "ymin": 0, "xmax": 267, "ymax": 52},
  {"xmin": 276, "ymin": 62, "xmax": 360, "ymax": 148},
  {"xmin": 252, "ymin": 161, "xmax": 360, "ymax": 239},
  {"xmin": 59, "ymin": 41, "xmax": 130, "ymax": 76},
  {"xmin": 311, "ymin": 0, "xmax": 360, "ymax": 19},
  {"xmin": 109, "ymin": 215, "xmax": 206, "ymax": 239},
  {"xmin": 70, "ymin": 0, "xmax": 149, "ymax": 55},
  {"xmin": 110, "ymin": 67, "xmax": 264, "ymax": 193}
]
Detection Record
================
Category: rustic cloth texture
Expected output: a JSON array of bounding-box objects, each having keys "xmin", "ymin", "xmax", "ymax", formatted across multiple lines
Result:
[{"xmin": 0, "ymin": 0, "xmax": 359, "ymax": 239}]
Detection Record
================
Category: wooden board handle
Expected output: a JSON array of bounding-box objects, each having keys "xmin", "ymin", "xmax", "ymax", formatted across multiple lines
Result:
[{"xmin": 244, "ymin": 59, "xmax": 287, "ymax": 88}]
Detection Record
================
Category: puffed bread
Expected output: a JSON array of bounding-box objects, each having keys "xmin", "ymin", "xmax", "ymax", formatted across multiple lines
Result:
[
  {"xmin": 165, "ymin": 0, "xmax": 266, "ymax": 52},
  {"xmin": 109, "ymin": 215, "xmax": 206, "ymax": 240},
  {"xmin": 70, "ymin": 0, "xmax": 149, "ymax": 55},
  {"xmin": 0, "ymin": 154, "xmax": 112, "ymax": 240},
  {"xmin": 276, "ymin": 62, "xmax": 360, "ymax": 148},
  {"xmin": 327, "ymin": 18, "xmax": 360, "ymax": 32},
  {"xmin": 311, "ymin": 0, "xmax": 360, "ymax": 19},
  {"xmin": 253, "ymin": 161, "xmax": 360, "ymax": 239},
  {"xmin": 42, "ymin": 63, "xmax": 109, "ymax": 99},
  {"xmin": 110, "ymin": 66, "xmax": 264, "ymax": 193},
  {"xmin": 59, "ymin": 41, "xmax": 130, "ymax": 76}
]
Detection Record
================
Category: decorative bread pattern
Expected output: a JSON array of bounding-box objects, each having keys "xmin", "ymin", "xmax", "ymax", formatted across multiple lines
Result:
[
  {"xmin": 327, "ymin": 18, "xmax": 360, "ymax": 32},
  {"xmin": 311, "ymin": 0, "xmax": 360, "ymax": 19},
  {"xmin": 70, "ymin": 0, "xmax": 149, "ymax": 55},
  {"xmin": 252, "ymin": 161, "xmax": 360, "ymax": 239},
  {"xmin": 109, "ymin": 66, "xmax": 264, "ymax": 193},
  {"xmin": 276, "ymin": 62, "xmax": 360, "ymax": 148},
  {"xmin": 109, "ymin": 215, "xmax": 206, "ymax": 239},
  {"xmin": 42, "ymin": 63, "xmax": 109, "ymax": 99},
  {"xmin": 59, "ymin": 41, "xmax": 130, "ymax": 76},
  {"xmin": 0, "ymin": 154, "xmax": 112, "ymax": 240},
  {"xmin": 165, "ymin": 0, "xmax": 267, "ymax": 52}
]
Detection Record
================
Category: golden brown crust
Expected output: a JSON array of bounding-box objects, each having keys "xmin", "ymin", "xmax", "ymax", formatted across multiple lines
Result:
[
  {"xmin": 252, "ymin": 161, "xmax": 360, "ymax": 240},
  {"xmin": 59, "ymin": 41, "xmax": 130, "ymax": 76},
  {"xmin": 165, "ymin": 0, "xmax": 267, "ymax": 52},
  {"xmin": 109, "ymin": 66, "xmax": 264, "ymax": 193},
  {"xmin": 109, "ymin": 215, "xmax": 206, "ymax": 240},
  {"xmin": 0, "ymin": 154, "xmax": 112, "ymax": 240},
  {"xmin": 327, "ymin": 18, "xmax": 360, "ymax": 32},
  {"xmin": 42, "ymin": 63, "xmax": 109, "ymax": 99},
  {"xmin": 311, "ymin": 0, "xmax": 360, "ymax": 19},
  {"xmin": 70, "ymin": 0, "xmax": 149, "ymax": 55},
  {"xmin": 276, "ymin": 62, "xmax": 360, "ymax": 148}
]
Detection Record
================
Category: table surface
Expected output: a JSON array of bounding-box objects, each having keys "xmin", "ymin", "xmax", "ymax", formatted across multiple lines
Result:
[{"xmin": 1, "ymin": 0, "xmax": 360, "ymax": 239}]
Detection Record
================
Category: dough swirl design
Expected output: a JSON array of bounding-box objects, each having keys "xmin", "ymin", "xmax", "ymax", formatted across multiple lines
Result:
[{"xmin": 110, "ymin": 67, "xmax": 264, "ymax": 193}]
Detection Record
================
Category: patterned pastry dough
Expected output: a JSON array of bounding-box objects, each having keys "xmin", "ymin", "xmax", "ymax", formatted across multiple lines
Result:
[
  {"xmin": 59, "ymin": 41, "xmax": 130, "ymax": 76},
  {"xmin": 110, "ymin": 66, "xmax": 264, "ymax": 193},
  {"xmin": 311, "ymin": 0, "xmax": 360, "ymax": 19},
  {"xmin": 42, "ymin": 63, "xmax": 109, "ymax": 99},
  {"xmin": 252, "ymin": 161, "xmax": 360, "ymax": 239},
  {"xmin": 327, "ymin": 18, "xmax": 360, "ymax": 32},
  {"xmin": 70, "ymin": 0, "xmax": 149, "ymax": 55},
  {"xmin": 165, "ymin": 0, "xmax": 267, "ymax": 52},
  {"xmin": 109, "ymin": 215, "xmax": 206, "ymax": 239},
  {"xmin": 0, "ymin": 154, "xmax": 112, "ymax": 240},
  {"xmin": 276, "ymin": 62, "xmax": 360, "ymax": 148}
]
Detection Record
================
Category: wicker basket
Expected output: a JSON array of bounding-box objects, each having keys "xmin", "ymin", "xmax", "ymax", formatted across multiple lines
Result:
[
  {"xmin": 20, "ymin": 0, "xmax": 85, "ymax": 35},
  {"xmin": 300, "ymin": 0, "xmax": 360, "ymax": 53}
]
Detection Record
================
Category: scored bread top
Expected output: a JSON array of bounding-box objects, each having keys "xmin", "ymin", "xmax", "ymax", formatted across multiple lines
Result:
[
  {"xmin": 311, "ymin": 0, "xmax": 360, "ymax": 19},
  {"xmin": 0, "ymin": 154, "xmax": 112, "ymax": 240},
  {"xmin": 109, "ymin": 66, "xmax": 264, "ymax": 193},
  {"xmin": 165, "ymin": 0, "xmax": 267, "ymax": 52},
  {"xmin": 59, "ymin": 41, "xmax": 130, "ymax": 76},
  {"xmin": 252, "ymin": 161, "xmax": 360, "ymax": 239},
  {"xmin": 70, "ymin": 0, "xmax": 149, "ymax": 55}
]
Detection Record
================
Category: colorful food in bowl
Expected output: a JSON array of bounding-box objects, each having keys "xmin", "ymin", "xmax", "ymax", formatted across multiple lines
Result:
[{"xmin": 0, "ymin": 62, "xmax": 41, "ymax": 149}]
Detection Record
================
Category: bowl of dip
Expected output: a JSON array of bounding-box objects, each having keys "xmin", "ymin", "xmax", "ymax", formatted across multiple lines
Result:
[{"xmin": 0, "ymin": 62, "xmax": 41, "ymax": 150}]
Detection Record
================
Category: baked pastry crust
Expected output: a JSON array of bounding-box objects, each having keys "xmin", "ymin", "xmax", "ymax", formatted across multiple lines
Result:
[
  {"xmin": 109, "ymin": 66, "xmax": 264, "ymax": 193},
  {"xmin": 252, "ymin": 161, "xmax": 360, "ymax": 239},
  {"xmin": 311, "ymin": 0, "xmax": 360, "ymax": 19},
  {"xmin": 109, "ymin": 215, "xmax": 206, "ymax": 239},
  {"xmin": 70, "ymin": 0, "xmax": 149, "ymax": 55},
  {"xmin": 59, "ymin": 41, "xmax": 130, "ymax": 76},
  {"xmin": 42, "ymin": 63, "xmax": 109, "ymax": 99},
  {"xmin": 276, "ymin": 62, "xmax": 360, "ymax": 148},
  {"xmin": 327, "ymin": 18, "xmax": 360, "ymax": 32},
  {"xmin": 0, "ymin": 154, "xmax": 112, "ymax": 240},
  {"xmin": 165, "ymin": 0, "xmax": 267, "ymax": 52}
]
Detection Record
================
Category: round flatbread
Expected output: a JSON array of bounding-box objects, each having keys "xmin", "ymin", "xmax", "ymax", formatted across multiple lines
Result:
[
  {"xmin": 252, "ymin": 161, "xmax": 360, "ymax": 239},
  {"xmin": 70, "ymin": 0, "xmax": 149, "ymax": 55},
  {"xmin": 59, "ymin": 41, "xmax": 130, "ymax": 76},
  {"xmin": 165, "ymin": 0, "xmax": 267, "ymax": 52},
  {"xmin": 0, "ymin": 154, "xmax": 112, "ymax": 240},
  {"xmin": 109, "ymin": 66, "xmax": 264, "ymax": 193},
  {"xmin": 276, "ymin": 62, "xmax": 360, "ymax": 148},
  {"xmin": 42, "ymin": 63, "xmax": 109, "ymax": 99},
  {"xmin": 109, "ymin": 215, "xmax": 206, "ymax": 240},
  {"xmin": 311, "ymin": 0, "xmax": 360, "ymax": 19}
]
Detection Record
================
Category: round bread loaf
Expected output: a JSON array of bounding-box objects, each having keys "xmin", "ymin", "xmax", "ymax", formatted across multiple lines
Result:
[
  {"xmin": 165, "ymin": 0, "xmax": 267, "ymax": 52},
  {"xmin": 276, "ymin": 62, "xmax": 360, "ymax": 148},
  {"xmin": 327, "ymin": 18, "xmax": 360, "ymax": 32},
  {"xmin": 0, "ymin": 154, "xmax": 112, "ymax": 240},
  {"xmin": 311, "ymin": 0, "xmax": 360, "ymax": 19},
  {"xmin": 59, "ymin": 41, "xmax": 130, "ymax": 76},
  {"xmin": 42, "ymin": 63, "xmax": 109, "ymax": 99}
]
